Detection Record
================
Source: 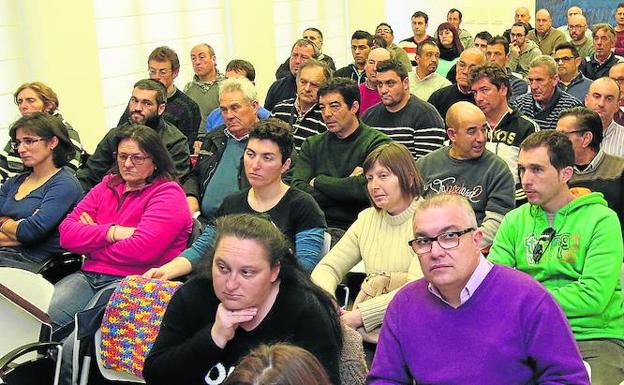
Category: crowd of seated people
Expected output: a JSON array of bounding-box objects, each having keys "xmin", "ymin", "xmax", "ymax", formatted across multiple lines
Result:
[{"xmin": 2, "ymin": 4, "xmax": 624, "ymax": 385}]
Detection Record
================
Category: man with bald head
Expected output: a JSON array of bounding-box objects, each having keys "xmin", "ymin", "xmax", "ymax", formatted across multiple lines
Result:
[
  {"xmin": 609, "ymin": 62, "xmax": 624, "ymax": 125},
  {"xmin": 358, "ymin": 47, "xmax": 391, "ymax": 115},
  {"xmin": 566, "ymin": 14, "xmax": 594, "ymax": 58},
  {"xmin": 503, "ymin": 7, "xmax": 534, "ymax": 43},
  {"xmin": 512, "ymin": 55, "xmax": 583, "ymax": 130},
  {"xmin": 585, "ymin": 77, "xmax": 624, "ymax": 157},
  {"xmin": 428, "ymin": 48, "xmax": 486, "ymax": 120},
  {"xmin": 558, "ymin": 6, "xmax": 592, "ymax": 42},
  {"xmin": 185, "ymin": 43, "xmax": 225, "ymax": 138},
  {"xmin": 528, "ymin": 9, "xmax": 566, "ymax": 55},
  {"xmin": 409, "ymin": 40, "xmax": 451, "ymax": 101},
  {"xmin": 416, "ymin": 101, "xmax": 515, "ymax": 248}
]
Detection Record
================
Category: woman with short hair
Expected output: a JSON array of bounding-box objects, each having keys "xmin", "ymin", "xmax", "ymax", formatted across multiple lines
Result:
[{"xmin": 312, "ymin": 142, "xmax": 424, "ymax": 343}]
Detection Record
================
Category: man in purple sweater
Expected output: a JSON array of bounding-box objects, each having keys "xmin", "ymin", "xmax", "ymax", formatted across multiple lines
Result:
[{"xmin": 367, "ymin": 193, "xmax": 589, "ymax": 385}]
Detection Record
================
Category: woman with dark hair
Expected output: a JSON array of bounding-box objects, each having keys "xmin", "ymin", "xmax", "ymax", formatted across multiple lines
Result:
[
  {"xmin": 0, "ymin": 82, "xmax": 84, "ymax": 182},
  {"xmin": 0, "ymin": 113, "xmax": 82, "ymax": 271},
  {"xmin": 436, "ymin": 22, "xmax": 464, "ymax": 77},
  {"xmin": 48, "ymin": 124, "xmax": 192, "ymax": 339},
  {"xmin": 312, "ymin": 142, "xmax": 424, "ymax": 343},
  {"xmin": 224, "ymin": 343, "xmax": 332, "ymax": 385},
  {"xmin": 144, "ymin": 118, "xmax": 326, "ymax": 280},
  {"xmin": 144, "ymin": 213, "xmax": 342, "ymax": 385}
]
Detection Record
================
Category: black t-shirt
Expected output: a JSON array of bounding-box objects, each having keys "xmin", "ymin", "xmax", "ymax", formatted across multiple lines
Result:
[
  {"xmin": 143, "ymin": 277, "xmax": 341, "ymax": 385},
  {"xmin": 216, "ymin": 187, "xmax": 326, "ymax": 244}
]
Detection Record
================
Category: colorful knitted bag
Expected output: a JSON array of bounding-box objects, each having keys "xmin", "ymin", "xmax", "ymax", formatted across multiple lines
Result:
[{"xmin": 99, "ymin": 275, "xmax": 182, "ymax": 377}]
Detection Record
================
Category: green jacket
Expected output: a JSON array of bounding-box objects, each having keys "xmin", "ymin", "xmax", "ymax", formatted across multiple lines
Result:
[{"xmin": 489, "ymin": 192, "xmax": 624, "ymax": 341}]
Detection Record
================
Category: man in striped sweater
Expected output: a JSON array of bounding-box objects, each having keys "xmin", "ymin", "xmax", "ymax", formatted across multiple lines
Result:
[
  {"xmin": 362, "ymin": 59, "xmax": 445, "ymax": 159},
  {"xmin": 271, "ymin": 59, "xmax": 329, "ymax": 151},
  {"xmin": 512, "ymin": 55, "xmax": 583, "ymax": 130}
]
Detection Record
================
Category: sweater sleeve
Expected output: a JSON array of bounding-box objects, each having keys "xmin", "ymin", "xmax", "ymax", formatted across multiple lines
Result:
[
  {"xmin": 180, "ymin": 224, "xmax": 216, "ymax": 265},
  {"xmin": 314, "ymin": 174, "xmax": 369, "ymax": 203},
  {"xmin": 15, "ymin": 173, "xmax": 82, "ymax": 244},
  {"xmin": 549, "ymin": 213, "xmax": 624, "ymax": 317},
  {"xmin": 311, "ymin": 217, "xmax": 364, "ymax": 296},
  {"xmin": 367, "ymin": 293, "xmax": 413, "ymax": 384},
  {"xmin": 291, "ymin": 139, "xmax": 333, "ymax": 207},
  {"xmin": 294, "ymin": 228, "xmax": 324, "ymax": 271},
  {"xmin": 487, "ymin": 214, "xmax": 519, "ymax": 267},
  {"xmin": 143, "ymin": 283, "xmax": 224, "ymax": 385},
  {"xmin": 59, "ymin": 182, "xmax": 113, "ymax": 254},
  {"xmin": 98, "ymin": 184, "xmax": 192, "ymax": 266}
]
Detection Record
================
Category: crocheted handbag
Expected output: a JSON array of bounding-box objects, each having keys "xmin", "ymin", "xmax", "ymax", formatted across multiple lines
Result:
[{"xmin": 99, "ymin": 275, "xmax": 182, "ymax": 377}]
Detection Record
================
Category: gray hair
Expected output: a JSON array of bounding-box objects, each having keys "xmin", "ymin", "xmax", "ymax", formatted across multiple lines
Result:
[
  {"xmin": 414, "ymin": 193, "xmax": 478, "ymax": 229},
  {"xmin": 529, "ymin": 55, "xmax": 557, "ymax": 76},
  {"xmin": 219, "ymin": 77, "xmax": 258, "ymax": 103}
]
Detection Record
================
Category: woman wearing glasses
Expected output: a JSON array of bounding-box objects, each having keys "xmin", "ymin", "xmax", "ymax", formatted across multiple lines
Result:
[
  {"xmin": 0, "ymin": 82, "xmax": 84, "ymax": 183},
  {"xmin": 311, "ymin": 142, "xmax": 423, "ymax": 343},
  {"xmin": 49, "ymin": 124, "xmax": 192, "ymax": 339},
  {"xmin": 0, "ymin": 113, "xmax": 82, "ymax": 271}
]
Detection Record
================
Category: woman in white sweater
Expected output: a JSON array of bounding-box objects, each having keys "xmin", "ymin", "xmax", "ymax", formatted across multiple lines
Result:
[{"xmin": 311, "ymin": 142, "xmax": 423, "ymax": 341}]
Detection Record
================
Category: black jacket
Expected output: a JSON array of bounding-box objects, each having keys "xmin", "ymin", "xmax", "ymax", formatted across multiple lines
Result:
[{"xmin": 182, "ymin": 126, "xmax": 249, "ymax": 200}]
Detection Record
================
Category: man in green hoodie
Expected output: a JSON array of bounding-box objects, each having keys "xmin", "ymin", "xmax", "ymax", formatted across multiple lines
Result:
[{"xmin": 489, "ymin": 130, "xmax": 624, "ymax": 385}]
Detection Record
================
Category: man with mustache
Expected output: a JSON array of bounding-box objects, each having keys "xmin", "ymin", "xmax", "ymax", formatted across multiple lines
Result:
[
  {"xmin": 362, "ymin": 59, "xmax": 445, "ymax": 159},
  {"xmin": 76, "ymin": 79, "xmax": 190, "ymax": 191},
  {"xmin": 408, "ymin": 40, "xmax": 451, "ymax": 101}
]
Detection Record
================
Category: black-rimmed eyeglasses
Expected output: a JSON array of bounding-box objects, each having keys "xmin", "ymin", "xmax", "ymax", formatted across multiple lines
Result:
[{"xmin": 408, "ymin": 227, "xmax": 475, "ymax": 254}]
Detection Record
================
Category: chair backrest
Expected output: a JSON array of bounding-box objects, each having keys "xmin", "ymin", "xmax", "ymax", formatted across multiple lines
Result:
[
  {"xmin": 0, "ymin": 267, "xmax": 54, "ymax": 360},
  {"xmin": 96, "ymin": 275, "xmax": 182, "ymax": 382}
]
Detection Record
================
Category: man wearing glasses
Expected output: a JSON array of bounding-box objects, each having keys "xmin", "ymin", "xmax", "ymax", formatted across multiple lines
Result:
[
  {"xmin": 368, "ymin": 193, "xmax": 589, "ymax": 384},
  {"xmin": 554, "ymin": 42, "xmax": 593, "ymax": 102},
  {"xmin": 118, "ymin": 46, "xmax": 200, "ymax": 152},
  {"xmin": 77, "ymin": 79, "xmax": 190, "ymax": 191},
  {"xmin": 489, "ymin": 130, "xmax": 624, "ymax": 385}
]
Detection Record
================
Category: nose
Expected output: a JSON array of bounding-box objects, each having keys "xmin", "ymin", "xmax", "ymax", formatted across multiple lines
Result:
[
  {"xmin": 250, "ymin": 156, "xmax": 261, "ymax": 169},
  {"xmin": 123, "ymin": 156, "xmax": 134, "ymax": 168},
  {"xmin": 225, "ymin": 273, "xmax": 239, "ymax": 291}
]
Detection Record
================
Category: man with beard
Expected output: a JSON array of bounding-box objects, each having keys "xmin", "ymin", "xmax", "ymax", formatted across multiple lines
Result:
[
  {"xmin": 118, "ymin": 46, "xmax": 201, "ymax": 151},
  {"xmin": 76, "ymin": 79, "xmax": 190, "ymax": 191},
  {"xmin": 567, "ymin": 14, "xmax": 594, "ymax": 58},
  {"xmin": 362, "ymin": 59, "xmax": 445, "ymax": 159}
]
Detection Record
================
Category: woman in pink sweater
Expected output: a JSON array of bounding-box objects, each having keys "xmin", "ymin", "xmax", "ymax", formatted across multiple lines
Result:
[{"xmin": 49, "ymin": 125, "xmax": 192, "ymax": 339}]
